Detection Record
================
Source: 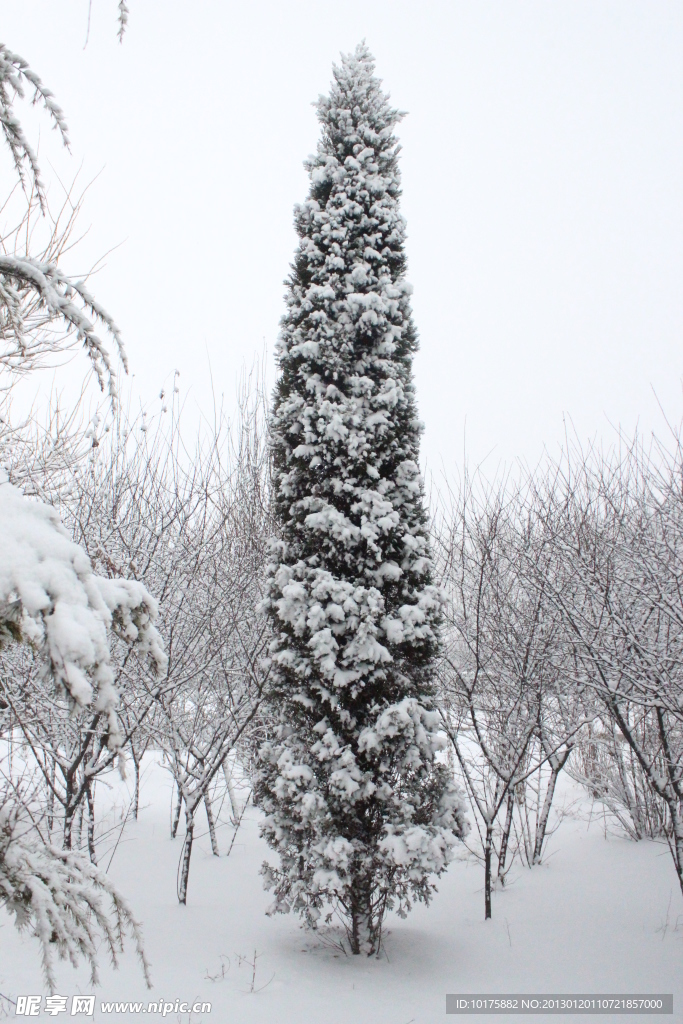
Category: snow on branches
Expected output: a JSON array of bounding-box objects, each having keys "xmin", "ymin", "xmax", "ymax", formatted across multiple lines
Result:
[
  {"xmin": 118, "ymin": 3, "xmax": 130, "ymax": 42},
  {"xmin": 0, "ymin": 473, "xmax": 166, "ymax": 749},
  {"xmin": 0, "ymin": 44, "xmax": 69, "ymax": 210},
  {"xmin": 0, "ymin": 45, "xmax": 126, "ymax": 399},
  {"xmin": 0, "ymin": 797, "xmax": 150, "ymax": 993},
  {"xmin": 0, "ymin": 254, "xmax": 127, "ymax": 399},
  {"xmin": 256, "ymin": 43, "xmax": 467, "ymax": 955},
  {"xmin": 259, "ymin": 697, "xmax": 467, "ymax": 928}
]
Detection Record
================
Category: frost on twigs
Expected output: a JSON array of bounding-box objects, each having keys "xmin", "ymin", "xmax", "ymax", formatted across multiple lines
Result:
[
  {"xmin": 255, "ymin": 43, "xmax": 467, "ymax": 955},
  {"xmin": 0, "ymin": 473, "xmax": 166, "ymax": 750},
  {"xmin": 0, "ymin": 255, "xmax": 127, "ymax": 402},
  {"xmin": 0, "ymin": 44, "xmax": 69, "ymax": 211},
  {"xmin": 0, "ymin": 44, "xmax": 126, "ymax": 401},
  {"xmin": 0, "ymin": 797, "xmax": 151, "ymax": 993},
  {"xmin": 118, "ymin": 2, "xmax": 130, "ymax": 42}
]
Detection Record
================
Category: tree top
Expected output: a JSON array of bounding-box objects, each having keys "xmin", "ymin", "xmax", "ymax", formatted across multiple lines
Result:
[{"xmin": 314, "ymin": 43, "xmax": 405, "ymax": 159}]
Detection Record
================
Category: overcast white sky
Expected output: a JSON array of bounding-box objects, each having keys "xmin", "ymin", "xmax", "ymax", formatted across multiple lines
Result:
[{"xmin": 5, "ymin": 2, "xmax": 683, "ymax": 476}]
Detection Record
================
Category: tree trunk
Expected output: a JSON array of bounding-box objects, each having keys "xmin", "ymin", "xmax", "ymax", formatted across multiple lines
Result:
[
  {"xmin": 178, "ymin": 809, "xmax": 195, "ymax": 905},
  {"xmin": 612, "ymin": 719, "xmax": 647, "ymax": 837},
  {"xmin": 63, "ymin": 771, "xmax": 77, "ymax": 850},
  {"xmin": 63, "ymin": 801, "xmax": 75, "ymax": 850},
  {"xmin": 86, "ymin": 781, "xmax": 97, "ymax": 864},
  {"xmin": 223, "ymin": 761, "xmax": 240, "ymax": 823},
  {"xmin": 131, "ymin": 746, "xmax": 141, "ymax": 820},
  {"xmin": 484, "ymin": 821, "xmax": 493, "ymax": 920},
  {"xmin": 350, "ymin": 896, "xmax": 377, "ymax": 955},
  {"xmin": 497, "ymin": 790, "xmax": 515, "ymax": 886},
  {"xmin": 171, "ymin": 784, "xmax": 183, "ymax": 839},
  {"xmin": 205, "ymin": 792, "xmax": 219, "ymax": 856},
  {"xmin": 533, "ymin": 751, "xmax": 570, "ymax": 865},
  {"xmin": 670, "ymin": 806, "xmax": 683, "ymax": 899},
  {"xmin": 74, "ymin": 799, "xmax": 84, "ymax": 850},
  {"xmin": 47, "ymin": 760, "xmax": 56, "ymax": 837}
]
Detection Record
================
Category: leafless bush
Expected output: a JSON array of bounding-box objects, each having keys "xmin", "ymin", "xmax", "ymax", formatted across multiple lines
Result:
[
  {"xmin": 533, "ymin": 433, "xmax": 683, "ymax": 891},
  {"xmin": 48, "ymin": 369, "xmax": 274, "ymax": 901},
  {"xmin": 569, "ymin": 716, "xmax": 670, "ymax": 840},
  {"xmin": 434, "ymin": 468, "xmax": 588, "ymax": 918},
  {"xmin": 433, "ymin": 425, "xmax": 683, "ymax": 904}
]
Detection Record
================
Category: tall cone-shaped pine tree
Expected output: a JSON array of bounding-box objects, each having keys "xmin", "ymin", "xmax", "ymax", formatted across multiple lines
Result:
[{"xmin": 256, "ymin": 43, "xmax": 467, "ymax": 956}]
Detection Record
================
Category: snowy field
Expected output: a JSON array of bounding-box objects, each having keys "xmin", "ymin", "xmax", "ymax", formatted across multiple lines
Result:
[{"xmin": 2, "ymin": 755, "xmax": 681, "ymax": 1024}]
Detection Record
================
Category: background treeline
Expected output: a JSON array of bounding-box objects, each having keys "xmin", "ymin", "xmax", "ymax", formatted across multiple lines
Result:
[{"xmin": 434, "ymin": 433, "xmax": 683, "ymax": 917}]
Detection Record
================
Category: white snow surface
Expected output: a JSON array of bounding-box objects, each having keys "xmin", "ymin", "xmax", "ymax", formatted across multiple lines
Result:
[{"xmin": 1, "ymin": 757, "xmax": 680, "ymax": 1023}]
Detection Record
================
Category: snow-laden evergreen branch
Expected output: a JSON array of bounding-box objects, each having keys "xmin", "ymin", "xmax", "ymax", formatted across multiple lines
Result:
[
  {"xmin": 0, "ymin": 473, "xmax": 166, "ymax": 750},
  {"xmin": 0, "ymin": 796, "xmax": 151, "ymax": 993}
]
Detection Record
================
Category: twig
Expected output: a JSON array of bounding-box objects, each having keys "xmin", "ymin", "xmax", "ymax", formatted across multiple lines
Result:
[{"xmin": 104, "ymin": 794, "xmax": 134, "ymax": 873}]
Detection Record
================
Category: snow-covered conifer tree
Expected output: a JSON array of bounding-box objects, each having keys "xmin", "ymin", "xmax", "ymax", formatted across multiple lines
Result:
[{"xmin": 256, "ymin": 43, "xmax": 467, "ymax": 956}]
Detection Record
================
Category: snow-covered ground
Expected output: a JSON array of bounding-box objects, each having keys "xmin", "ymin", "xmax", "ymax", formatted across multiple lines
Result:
[{"xmin": 2, "ymin": 756, "xmax": 681, "ymax": 1024}]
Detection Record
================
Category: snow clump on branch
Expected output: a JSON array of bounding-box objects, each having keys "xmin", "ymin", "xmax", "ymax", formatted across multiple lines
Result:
[{"xmin": 0, "ymin": 472, "xmax": 166, "ymax": 749}]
